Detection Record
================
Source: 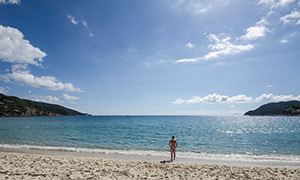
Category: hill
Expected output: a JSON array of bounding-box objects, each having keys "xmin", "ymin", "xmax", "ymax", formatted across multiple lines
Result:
[
  {"xmin": 244, "ymin": 100, "xmax": 300, "ymax": 116},
  {"xmin": 0, "ymin": 93, "xmax": 90, "ymax": 117}
]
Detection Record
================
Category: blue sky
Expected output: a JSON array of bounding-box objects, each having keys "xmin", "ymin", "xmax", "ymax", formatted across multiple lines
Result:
[{"xmin": 0, "ymin": 0, "xmax": 300, "ymax": 115}]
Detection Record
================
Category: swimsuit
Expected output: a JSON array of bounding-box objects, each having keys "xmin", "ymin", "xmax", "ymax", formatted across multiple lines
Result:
[{"xmin": 170, "ymin": 146, "xmax": 176, "ymax": 153}]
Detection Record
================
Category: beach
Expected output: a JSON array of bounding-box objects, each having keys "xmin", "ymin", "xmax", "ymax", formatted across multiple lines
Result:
[
  {"xmin": 0, "ymin": 151, "xmax": 299, "ymax": 180},
  {"xmin": 1, "ymin": 116, "xmax": 299, "ymax": 179}
]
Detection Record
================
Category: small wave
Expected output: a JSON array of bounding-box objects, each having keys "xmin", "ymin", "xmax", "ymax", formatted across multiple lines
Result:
[{"xmin": 0, "ymin": 144, "xmax": 299, "ymax": 163}]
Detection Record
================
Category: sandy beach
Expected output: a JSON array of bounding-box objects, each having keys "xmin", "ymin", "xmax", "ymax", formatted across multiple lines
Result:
[{"xmin": 0, "ymin": 152, "xmax": 299, "ymax": 180}]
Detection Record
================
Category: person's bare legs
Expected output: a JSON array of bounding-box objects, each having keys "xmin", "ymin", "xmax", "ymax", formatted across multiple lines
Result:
[{"xmin": 174, "ymin": 152, "xmax": 176, "ymax": 161}]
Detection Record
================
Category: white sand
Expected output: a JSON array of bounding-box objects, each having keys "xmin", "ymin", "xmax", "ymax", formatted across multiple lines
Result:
[{"xmin": 0, "ymin": 152, "xmax": 299, "ymax": 179}]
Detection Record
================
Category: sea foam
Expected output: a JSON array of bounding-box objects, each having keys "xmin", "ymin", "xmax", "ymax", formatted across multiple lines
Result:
[{"xmin": 1, "ymin": 144, "xmax": 299, "ymax": 164}]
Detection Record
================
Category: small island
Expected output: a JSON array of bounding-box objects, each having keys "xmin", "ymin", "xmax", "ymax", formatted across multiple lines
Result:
[
  {"xmin": 244, "ymin": 100, "xmax": 300, "ymax": 116},
  {"xmin": 0, "ymin": 93, "xmax": 90, "ymax": 117}
]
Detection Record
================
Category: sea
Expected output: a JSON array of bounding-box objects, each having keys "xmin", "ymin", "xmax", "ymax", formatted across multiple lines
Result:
[{"xmin": 0, "ymin": 116, "xmax": 299, "ymax": 165}]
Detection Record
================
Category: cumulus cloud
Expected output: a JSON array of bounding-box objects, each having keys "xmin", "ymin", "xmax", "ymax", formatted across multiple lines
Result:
[
  {"xmin": 173, "ymin": 93, "xmax": 300, "ymax": 104},
  {"xmin": 174, "ymin": 93, "xmax": 253, "ymax": 104},
  {"xmin": 176, "ymin": 34, "xmax": 253, "ymax": 63},
  {"xmin": 255, "ymin": 93, "xmax": 300, "ymax": 101},
  {"xmin": 1, "ymin": 65, "xmax": 83, "ymax": 92},
  {"xmin": 280, "ymin": 39, "xmax": 288, "ymax": 43},
  {"xmin": 62, "ymin": 94, "xmax": 80, "ymax": 100},
  {"xmin": 67, "ymin": 15, "xmax": 79, "ymax": 25},
  {"xmin": 241, "ymin": 25, "xmax": 270, "ymax": 40},
  {"xmin": 0, "ymin": 86, "xmax": 9, "ymax": 94},
  {"xmin": 280, "ymin": 10, "xmax": 300, "ymax": 25},
  {"xmin": 0, "ymin": 0, "xmax": 20, "ymax": 5},
  {"xmin": 31, "ymin": 95, "xmax": 62, "ymax": 104},
  {"xmin": 185, "ymin": 42, "xmax": 195, "ymax": 48},
  {"xmin": 240, "ymin": 17, "xmax": 271, "ymax": 40},
  {"xmin": 0, "ymin": 26, "xmax": 83, "ymax": 92},
  {"xmin": 0, "ymin": 25, "xmax": 47, "ymax": 66},
  {"xmin": 31, "ymin": 94, "xmax": 80, "ymax": 105}
]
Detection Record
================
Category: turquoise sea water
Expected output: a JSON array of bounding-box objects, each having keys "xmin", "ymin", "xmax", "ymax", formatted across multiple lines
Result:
[{"xmin": 0, "ymin": 116, "xmax": 299, "ymax": 164}]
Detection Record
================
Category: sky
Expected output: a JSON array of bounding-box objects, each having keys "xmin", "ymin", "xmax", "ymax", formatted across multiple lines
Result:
[{"xmin": 0, "ymin": 0, "xmax": 300, "ymax": 116}]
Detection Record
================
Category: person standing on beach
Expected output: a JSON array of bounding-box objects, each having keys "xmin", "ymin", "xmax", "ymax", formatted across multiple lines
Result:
[{"xmin": 169, "ymin": 136, "xmax": 178, "ymax": 161}]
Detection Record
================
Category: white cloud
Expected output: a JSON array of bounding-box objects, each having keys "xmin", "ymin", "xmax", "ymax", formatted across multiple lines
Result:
[
  {"xmin": 67, "ymin": 15, "xmax": 93, "ymax": 37},
  {"xmin": 186, "ymin": 96, "xmax": 203, "ymax": 104},
  {"xmin": 0, "ymin": 65, "xmax": 83, "ymax": 92},
  {"xmin": 176, "ymin": 57, "xmax": 200, "ymax": 63},
  {"xmin": 174, "ymin": 0, "xmax": 225, "ymax": 15},
  {"xmin": 185, "ymin": 42, "xmax": 195, "ymax": 48},
  {"xmin": 0, "ymin": 26, "xmax": 83, "ymax": 92},
  {"xmin": 82, "ymin": 20, "xmax": 88, "ymax": 27},
  {"xmin": 266, "ymin": 85, "xmax": 273, "ymax": 88},
  {"xmin": 62, "ymin": 94, "xmax": 80, "ymax": 101},
  {"xmin": 0, "ymin": 0, "xmax": 20, "ymax": 5},
  {"xmin": 278, "ymin": 0, "xmax": 295, "ymax": 6},
  {"xmin": 0, "ymin": 25, "xmax": 47, "ymax": 66},
  {"xmin": 31, "ymin": 94, "xmax": 80, "ymax": 105},
  {"xmin": 280, "ymin": 10, "xmax": 300, "ymax": 25},
  {"xmin": 176, "ymin": 34, "xmax": 253, "ymax": 63},
  {"xmin": 258, "ymin": 0, "xmax": 295, "ymax": 7},
  {"xmin": 203, "ymin": 34, "xmax": 254, "ymax": 60},
  {"xmin": 280, "ymin": 39, "xmax": 288, "ymax": 43},
  {"xmin": 174, "ymin": 93, "xmax": 300, "ymax": 104},
  {"xmin": 255, "ymin": 93, "xmax": 300, "ymax": 101},
  {"xmin": 257, "ymin": 17, "xmax": 269, "ymax": 26},
  {"xmin": 201, "ymin": 93, "xmax": 229, "ymax": 103},
  {"xmin": 67, "ymin": 15, "xmax": 79, "ymax": 25},
  {"xmin": 172, "ymin": 98, "xmax": 186, "ymax": 104},
  {"xmin": 258, "ymin": 0, "xmax": 275, "ymax": 5},
  {"xmin": 227, "ymin": 95, "xmax": 253, "ymax": 103},
  {"xmin": 0, "ymin": 86, "xmax": 9, "ymax": 94},
  {"xmin": 184, "ymin": 93, "xmax": 253, "ymax": 104},
  {"xmin": 241, "ymin": 25, "xmax": 270, "ymax": 40},
  {"xmin": 67, "ymin": 14, "xmax": 88, "ymax": 27},
  {"xmin": 194, "ymin": 3, "xmax": 213, "ymax": 14},
  {"xmin": 31, "ymin": 95, "xmax": 62, "ymax": 104}
]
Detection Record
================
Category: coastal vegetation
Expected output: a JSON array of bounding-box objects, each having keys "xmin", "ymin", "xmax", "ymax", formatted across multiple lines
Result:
[
  {"xmin": 0, "ymin": 93, "xmax": 89, "ymax": 117},
  {"xmin": 244, "ymin": 100, "xmax": 300, "ymax": 116}
]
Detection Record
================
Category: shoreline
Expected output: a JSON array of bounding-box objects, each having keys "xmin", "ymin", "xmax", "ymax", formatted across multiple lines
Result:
[
  {"xmin": 0, "ymin": 151, "xmax": 299, "ymax": 179},
  {"xmin": 0, "ymin": 146, "xmax": 299, "ymax": 167}
]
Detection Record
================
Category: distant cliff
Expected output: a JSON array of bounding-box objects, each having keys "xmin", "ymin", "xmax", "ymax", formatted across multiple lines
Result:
[
  {"xmin": 0, "ymin": 93, "xmax": 90, "ymax": 117},
  {"xmin": 244, "ymin": 100, "xmax": 300, "ymax": 116}
]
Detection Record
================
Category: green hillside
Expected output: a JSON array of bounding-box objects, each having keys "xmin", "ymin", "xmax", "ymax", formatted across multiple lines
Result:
[
  {"xmin": 0, "ymin": 93, "xmax": 89, "ymax": 117},
  {"xmin": 244, "ymin": 101, "xmax": 300, "ymax": 116}
]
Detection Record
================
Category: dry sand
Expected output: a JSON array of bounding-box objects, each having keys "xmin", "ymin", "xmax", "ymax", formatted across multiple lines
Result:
[{"xmin": 0, "ymin": 152, "xmax": 299, "ymax": 180}]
